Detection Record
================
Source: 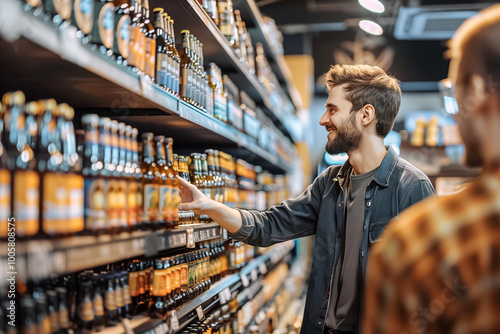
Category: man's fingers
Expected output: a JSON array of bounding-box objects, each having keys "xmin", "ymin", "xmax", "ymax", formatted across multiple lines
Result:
[
  {"xmin": 177, "ymin": 177, "xmax": 191, "ymax": 188},
  {"xmin": 178, "ymin": 202, "xmax": 197, "ymax": 211}
]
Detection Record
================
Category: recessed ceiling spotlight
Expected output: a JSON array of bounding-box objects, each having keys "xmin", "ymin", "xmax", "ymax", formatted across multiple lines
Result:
[
  {"xmin": 359, "ymin": 19, "xmax": 384, "ymax": 35},
  {"xmin": 358, "ymin": 0, "xmax": 385, "ymax": 14}
]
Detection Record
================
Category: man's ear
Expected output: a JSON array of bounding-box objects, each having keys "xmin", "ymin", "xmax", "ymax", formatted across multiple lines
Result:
[
  {"xmin": 360, "ymin": 104, "xmax": 376, "ymax": 127},
  {"xmin": 470, "ymin": 74, "xmax": 488, "ymax": 113}
]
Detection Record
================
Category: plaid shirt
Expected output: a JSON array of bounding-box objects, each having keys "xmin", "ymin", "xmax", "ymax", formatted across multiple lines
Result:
[{"xmin": 363, "ymin": 169, "xmax": 500, "ymax": 334}]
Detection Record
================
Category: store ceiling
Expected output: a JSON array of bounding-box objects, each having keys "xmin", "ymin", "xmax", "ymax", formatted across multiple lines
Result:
[{"xmin": 257, "ymin": 0, "xmax": 495, "ymax": 90}]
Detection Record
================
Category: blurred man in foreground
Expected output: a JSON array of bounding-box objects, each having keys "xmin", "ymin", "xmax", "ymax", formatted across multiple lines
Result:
[{"xmin": 363, "ymin": 4, "xmax": 500, "ymax": 334}]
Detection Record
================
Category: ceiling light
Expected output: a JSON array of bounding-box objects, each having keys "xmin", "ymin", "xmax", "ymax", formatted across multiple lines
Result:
[
  {"xmin": 358, "ymin": 0, "xmax": 385, "ymax": 14},
  {"xmin": 359, "ymin": 20, "xmax": 384, "ymax": 35}
]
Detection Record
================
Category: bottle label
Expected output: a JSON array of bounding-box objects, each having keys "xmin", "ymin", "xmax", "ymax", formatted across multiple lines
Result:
[
  {"xmin": 105, "ymin": 180, "xmax": 120, "ymax": 228},
  {"xmin": 181, "ymin": 67, "xmax": 189, "ymax": 100},
  {"xmin": 128, "ymin": 25, "xmax": 141, "ymax": 68},
  {"xmin": 159, "ymin": 184, "xmax": 170, "ymax": 222},
  {"xmin": 115, "ymin": 15, "xmax": 130, "ymax": 58},
  {"xmin": 153, "ymin": 272, "xmax": 166, "ymax": 296},
  {"xmin": 126, "ymin": 181, "xmax": 138, "ymax": 227},
  {"xmin": 49, "ymin": 311, "xmax": 59, "ymax": 333},
  {"xmin": 138, "ymin": 29, "xmax": 146, "ymax": 72},
  {"xmin": 135, "ymin": 182, "xmax": 143, "ymax": 224},
  {"xmin": 104, "ymin": 290, "xmax": 117, "ymax": 311},
  {"xmin": 156, "ymin": 53, "xmax": 168, "ymax": 87},
  {"xmin": 93, "ymin": 294, "xmax": 105, "ymax": 317},
  {"xmin": 0, "ymin": 169, "xmax": 11, "ymax": 238},
  {"xmin": 165, "ymin": 270, "xmax": 172, "ymax": 294},
  {"xmin": 58, "ymin": 309, "xmax": 69, "ymax": 329},
  {"xmin": 214, "ymin": 92, "xmax": 228, "ymax": 122},
  {"xmin": 123, "ymin": 283, "xmax": 132, "ymax": 305},
  {"xmin": 73, "ymin": 0, "xmax": 93, "ymax": 34},
  {"xmin": 13, "ymin": 170, "xmax": 39, "ymax": 237},
  {"xmin": 143, "ymin": 184, "xmax": 159, "ymax": 223},
  {"xmin": 138, "ymin": 273, "xmax": 145, "ymax": 295},
  {"xmin": 181, "ymin": 265, "xmax": 188, "ymax": 287},
  {"xmin": 77, "ymin": 298, "xmax": 95, "ymax": 321},
  {"xmin": 145, "ymin": 37, "xmax": 155, "ymax": 78},
  {"xmin": 129, "ymin": 272, "xmax": 138, "ymax": 297},
  {"xmin": 116, "ymin": 180, "xmax": 127, "ymax": 228},
  {"xmin": 84, "ymin": 178, "xmax": 107, "ymax": 231},
  {"xmin": 66, "ymin": 174, "xmax": 84, "ymax": 234},
  {"xmin": 98, "ymin": 3, "xmax": 114, "ymax": 49},
  {"xmin": 174, "ymin": 268, "xmax": 181, "ymax": 289},
  {"xmin": 115, "ymin": 285, "xmax": 124, "ymax": 307}
]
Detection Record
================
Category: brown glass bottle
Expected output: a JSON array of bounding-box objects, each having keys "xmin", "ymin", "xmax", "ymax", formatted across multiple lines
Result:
[
  {"xmin": 141, "ymin": 133, "xmax": 159, "ymax": 228},
  {"xmin": 140, "ymin": 0, "xmax": 151, "ymax": 73},
  {"xmin": 149, "ymin": 259, "xmax": 166, "ymax": 318},
  {"xmin": 163, "ymin": 13, "xmax": 175, "ymax": 94},
  {"xmin": 168, "ymin": 18, "xmax": 180, "ymax": 97},
  {"xmin": 112, "ymin": 0, "xmax": 130, "ymax": 64},
  {"xmin": 153, "ymin": 8, "xmax": 168, "ymax": 90},
  {"xmin": 131, "ymin": 128, "xmax": 143, "ymax": 229},
  {"xmin": 91, "ymin": 0, "xmax": 115, "ymax": 55},
  {"xmin": 165, "ymin": 138, "xmax": 179, "ymax": 228},
  {"xmin": 154, "ymin": 135, "xmax": 168, "ymax": 228},
  {"xmin": 82, "ymin": 114, "xmax": 106, "ymax": 234},
  {"xmin": 180, "ymin": 30, "xmax": 194, "ymax": 105}
]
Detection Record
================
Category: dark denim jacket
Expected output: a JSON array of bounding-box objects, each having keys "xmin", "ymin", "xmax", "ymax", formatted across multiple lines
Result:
[{"xmin": 229, "ymin": 147, "xmax": 435, "ymax": 333}]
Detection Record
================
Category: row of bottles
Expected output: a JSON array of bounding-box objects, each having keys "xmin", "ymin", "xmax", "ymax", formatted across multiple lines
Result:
[
  {"xmin": 0, "ymin": 91, "xmax": 84, "ymax": 239},
  {"xmin": 179, "ymin": 31, "xmax": 213, "ymax": 114},
  {"xmin": 82, "ymin": 115, "xmax": 182, "ymax": 233},
  {"xmin": 198, "ymin": 1, "xmax": 255, "ymax": 73},
  {"xmin": 0, "ymin": 238, "xmax": 260, "ymax": 334}
]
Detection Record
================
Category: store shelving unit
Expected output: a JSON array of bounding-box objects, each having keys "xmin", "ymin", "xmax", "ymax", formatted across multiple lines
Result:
[
  {"xmin": 0, "ymin": 223, "xmax": 222, "ymax": 280},
  {"xmin": 234, "ymin": 0, "xmax": 303, "ymax": 112},
  {"xmin": 0, "ymin": 0, "xmax": 296, "ymax": 173}
]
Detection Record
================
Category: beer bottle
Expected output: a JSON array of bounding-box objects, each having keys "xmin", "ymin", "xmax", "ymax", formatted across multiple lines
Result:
[
  {"xmin": 149, "ymin": 259, "xmax": 166, "ymax": 318},
  {"xmin": 2, "ymin": 92, "xmax": 38, "ymax": 239},
  {"xmin": 103, "ymin": 120, "xmax": 120, "ymax": 233},
  {"xmin": 153, "ymin": 8, "xmax": 168, "ymax": 90},
  {"xmin": 243, "ymin": 22, "xmax": 255, "ymax": 74},
  {"xmin": 103, "ymin": 273, "xmax": 118, "ymax": 326},
  {"xmin": 91, "ymin": 0, "xmax": 115, "ymax": 55},
  {"xmin": 136, "ymin": 262, "xmax": 147, "ymax": 313},
  {"xmin": 0, "ymin": 102, "xmax": 10, "ymax": 239},
  {"xmin": 120, "ymin": 271, "xmax": 133, "ymax": 318},
  {"xmin": 234, "ymin": 10, "xmax": 246, "ymax": 63},
  {"xmin": 217, "ymin": 0, "xmax": 235, "ymax": 46},
  {"xmin": 154, "ymin": 135, "xmax": 168, "ymax": 228},
  {"xmin": 168, "ymin": 18, "xmax": 180, "ymax": 97},
  {"xmin": 40, "ymin": 101, "xmax": 67, "ymax": 237},
  {"xmin": 165, "ymin": 138, "xmax": 179, "ymax": 228},
  {"xmin": 127, "ymin": 261, "xmax": 139, "ymax": 315},
  {"xmin": 112, "ymin": 0, "xmax": 131, "ymax": 64},
  {"xmin": 115, "ymin": 123, "xmax": 128, "ymax": 232},
  {"xmin": 82, "ymin": 114, "xmax": 105, "ymax": 234},
  {"xmin": 164, "ymin": 258, "xmax": 174, "ymax": 311},
  {"xmin": 56, "ymin": 287, "xmax": 69, "ymax": 334},
  {"xmin": 180, "ymin": 30, "xmax": 194, "ymax": 105},
  {"xmin": 141, "ymin": 133, "xmax": 159, "ymax": 228},
  {"xmin": 139, "ymin": 0, "xmax": 151, "ymax": 73},
  {"xmin": 91, "ymin": 274, "xmax": 105, "ymax": 331},
  {"xmin": 201, "ymin": 153, "xmax": 214, "ymax": 201},
  {"xmin": 113, "ymin": 272, "xmax": 125, "ymax": 319},
  {"xmin": 180, "ymin": 255, "xmax": 189, "ymax": 304},
  {"xmin": 172, "ymin": 256, "xmax": 182, "ymax": 307},
  {"xmin": 61, "ymin": 106, "xmax": 84, "ymax": 235},
  {"xmin": 127, "ymin": 0, "xmax": 142, "ymax": 71},
  {"xmin": 131, "ymin": 128, "xmax": 143, "ymax": 228},
  {"xmin": 190, "ymin": 36, "xmax": 200, "ymax": 108},
  {"xmin": 76, "ymin": 276, "xmax": 95, "ymax": 330},
  {"xmin": 144, "ymin": 7, "xmax": 156, "ymax": 80},
  {"xmin": 162, "ymin": 13, "xmax": 173, "ymax": 94},
  {"xmin": 71, "ymin": 0, "xmax": 94, "ymax": 43}
]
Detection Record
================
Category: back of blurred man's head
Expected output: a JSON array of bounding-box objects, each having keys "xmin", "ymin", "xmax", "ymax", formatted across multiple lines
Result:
[{"xmin": 448, "ymin": 4, "xmax": 500, "ymax": 167}]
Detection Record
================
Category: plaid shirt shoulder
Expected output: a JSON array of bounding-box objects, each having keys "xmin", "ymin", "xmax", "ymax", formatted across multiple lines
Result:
[{"xmin": 363, "ymin": 170, "xmax": 500, "ymax": 334}]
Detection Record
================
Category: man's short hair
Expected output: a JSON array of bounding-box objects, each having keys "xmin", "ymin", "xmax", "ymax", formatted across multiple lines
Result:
[
  {"xmin": 325, "ymin": 64, "xmax": 401, "ymax": 138},
  {"xmin": 448, "ymin": 4, "xmax": 500, "ymax": 94}
]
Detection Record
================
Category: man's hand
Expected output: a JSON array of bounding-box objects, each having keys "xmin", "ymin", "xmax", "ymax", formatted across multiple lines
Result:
[
  {"xmin": 178, "ymin": 177, "xmax": 213, "ymax": 214},
  {"xmin": 176, "ymin": 177, "xmax": 243, "ymax": 233}
]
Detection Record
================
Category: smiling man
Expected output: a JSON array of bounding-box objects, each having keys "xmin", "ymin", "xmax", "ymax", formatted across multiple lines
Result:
[{"xmin": 177, "ymin": 64, "xmax": 435, "ymax": 333}]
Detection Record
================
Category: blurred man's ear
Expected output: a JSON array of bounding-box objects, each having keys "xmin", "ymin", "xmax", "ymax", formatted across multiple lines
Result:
[{"xmin": 470, "ymin": 74, "xmax": 488, "ymax": 111}]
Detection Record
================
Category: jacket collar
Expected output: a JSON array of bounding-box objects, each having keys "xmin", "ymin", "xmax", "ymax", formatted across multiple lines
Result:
[{"xmin": 335, "ymin": 146, "xmax": 399, "ymax": 189}]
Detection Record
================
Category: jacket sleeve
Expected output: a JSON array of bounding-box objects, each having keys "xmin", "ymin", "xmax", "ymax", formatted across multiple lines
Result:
[
  {"xmin": 227, "ymin": 167, "xmax": 336, "ymax": 247},
  {"xmin": 400, "ymin": 178, "xmax": 436, "ymax": 212}
]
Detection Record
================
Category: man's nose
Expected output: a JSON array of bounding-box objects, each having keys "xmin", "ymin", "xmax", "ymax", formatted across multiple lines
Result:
[{"xmin": 319, "ymin": 111, "xmax": 330, "ymax": 126}]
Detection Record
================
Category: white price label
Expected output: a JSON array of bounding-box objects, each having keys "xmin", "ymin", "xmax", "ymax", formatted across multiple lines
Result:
[
  {"xmin": 251, "ymin": 269, "xmax": 258, "ymax": 281},
  {"xmin": 170, "ymin": 310, "xmax": 179, "ymax": 331},
  {"xmin": 240, "ymin": 273, "xmax": 250, "ymax": 287},
  {"xmin": 186, "ymin": 228, "xmax": 195, "ymax": 248},
  {"xmin": 196, "ymin": 305, "xmax": 205, "ymax": 321},
  {"xmin": 224, "ymin": 288, "xmax": 231, "ymax": 302},
  {"xmin": 219, "ymin": 290, "xmax": 227, "ymax": 305},
  {"xmin": 222, "ymin": 228, "xmax": 228, "ymax": 240},
  {"xmin": 259, "ymin": 262, "xmax": 267, "ymax": 275}
]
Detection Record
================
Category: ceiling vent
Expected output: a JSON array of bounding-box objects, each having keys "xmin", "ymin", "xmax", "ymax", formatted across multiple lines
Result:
[{"xmin": 394, "ymin": 5, "xmax": 491, "ymax": 40}]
